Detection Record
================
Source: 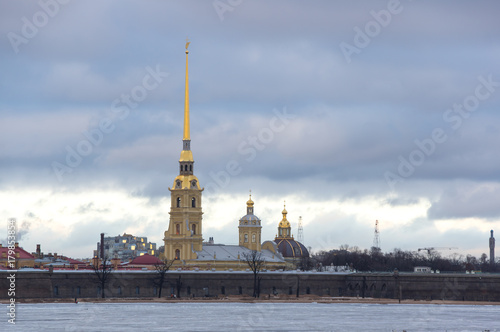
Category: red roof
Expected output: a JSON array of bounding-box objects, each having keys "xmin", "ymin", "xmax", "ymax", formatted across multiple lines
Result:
[
  {"xmin": 0, "ymin": 246, "xmax": 35, "ymax": 259},
  {"xmin": 128, "ymin": 254, "xmax": 162, "ymax": 265}
]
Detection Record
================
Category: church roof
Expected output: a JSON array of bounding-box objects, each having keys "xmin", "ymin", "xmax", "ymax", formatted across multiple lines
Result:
[
  {"xmin": 196, "ymin": 245, "xmax": 284, "ymax": 263},
  {"xmin": 274, "ymin": 238, "xmax": 309, "ymax": 258}
]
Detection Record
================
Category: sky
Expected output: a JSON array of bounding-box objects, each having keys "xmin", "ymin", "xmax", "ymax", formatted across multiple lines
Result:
[{"xmin": 1, "ymin": 0, "xmax": 499, "ymax": 260}]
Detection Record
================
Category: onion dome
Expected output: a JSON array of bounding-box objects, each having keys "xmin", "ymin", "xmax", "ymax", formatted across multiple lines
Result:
[{"xmin": 239, "ymin": 193, "xmax": 261, "ymax": 226}]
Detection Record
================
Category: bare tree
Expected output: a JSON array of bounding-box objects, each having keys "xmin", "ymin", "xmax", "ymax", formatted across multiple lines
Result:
[
  {"xmin": 243, "ymin": 250, "xmax": 265, "ymax": 298},
  {"xmin": 175, "ymin": 275, "xmax": 183, "ymax": 298},
  {"xmin": 153, "ymin": 258, "xmax": 175, "ymax": 298},
  {"xmin": 92, "ymin": 256, "xmax": 113, "ymax": 298}
]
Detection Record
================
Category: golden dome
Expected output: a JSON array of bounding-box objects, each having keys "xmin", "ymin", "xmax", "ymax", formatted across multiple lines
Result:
[
  {"xmin": 247, "ymin": 193, "xmax": 254, "ymax": 207},
  {"xmin": 278, "ymin": 203, "xmax": 290, "ymax": 228}
]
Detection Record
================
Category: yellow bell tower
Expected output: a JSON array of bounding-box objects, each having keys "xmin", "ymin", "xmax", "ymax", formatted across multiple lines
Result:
[
  {"xmin": 163, "ymin": 41, "xmax": 203, "ymax": 262},
  {"xmin": 238, "ymin": 193, "xmax": 262, "ymax": 252}
]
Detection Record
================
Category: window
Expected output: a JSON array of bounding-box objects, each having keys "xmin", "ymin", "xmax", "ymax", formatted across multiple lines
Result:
[
  {"xmin": 244, "ymin": 234, "xmax": 248, "ymax": 243},
  {"xmin": 279, "ymin": 229, "xmax": 282, "ymax": 236},
  {"xmin": 221, "ymin": 286, "xmax": 225, "ymax": 295},
  {"xmin": 191, "ymin": 197, "xmax": 196, "ymax": 208},
  {"xmin": 97, "ymin": 286, "xmax": 102, "ymax": 296},
  {"xmin": 288, "ymin": 287, "xmax": 293, "ymax": 295},
  {"xmin": 189, "ymin": 165, "xmax": 192, "ymax": 171},
  {"xmin": 238, "ymin": 286, "xmax": 242, "ymax": 295},
  {"xmin": 187, "ymin": 286, "xmax": 191, "ymax": 295},
  {"xmin": 192, "ymin": 224, "xmax": 196, "ymax": 235},
  {"xmin": 252, "ymin": 234, "xmax": 256, "ymax": 243},
  {"xmin": 153, "ymin": 287, "xmax": 158, "ymax": 296},
  {"xmin": 176, "ymin": 224, "xmax": 180, "ymax": 235},
  {"xmin": 180, "ymin": 165, "xmax": 183, "ymax": 173},
  {"xmin": 184, "ymin": 165, "xmax": 188, "ymax": 171},
  {"xmin": 76, "ymin": 286, "xmax": 81, "ymax": 296},
  {"xmin": 54, "ymin": 286, "xmax": 59, "ymax": 296},
  {"xmin": 306, "ymin": 287, "xmax": 311, "ymax": 294},
  {"xmin": 118, "ymin": 286, "xmax": 122, "ymax": 295},
  {"xmin": 135, "ymin": 286, "xmax": 140, "ymax": 295},
  {"xmin": 176, "ymin": 197, "xmax": 181, "ymax": 208},
  {"xmin": 175, "ymin": 249, "xmax": 180, "ymax": 260}
]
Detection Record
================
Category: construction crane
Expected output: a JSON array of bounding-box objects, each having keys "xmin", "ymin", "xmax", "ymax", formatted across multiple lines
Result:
[{"xmin": 417, "ymin": 247, "xmax": 458, "ymax": 255}]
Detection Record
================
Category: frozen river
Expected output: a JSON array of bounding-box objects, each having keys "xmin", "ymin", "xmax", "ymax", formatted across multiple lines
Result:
[{"xmin": 3, "ymin": 302, "xmax": 499, "ymax": 331}]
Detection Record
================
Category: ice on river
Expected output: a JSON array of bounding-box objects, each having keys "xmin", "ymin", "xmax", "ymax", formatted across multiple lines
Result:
[{"xmin": 3, "ymin": 302, "xmax": 499, "ymax": 331}]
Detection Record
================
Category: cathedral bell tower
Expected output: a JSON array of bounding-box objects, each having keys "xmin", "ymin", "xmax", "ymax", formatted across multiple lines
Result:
[
  {"xmin": 238, "ymin": 193, "xmax": 262, "ymax": 251},
  {"xmin": 163, "ymin": 41, "xmax": 203, "ymax": 262}
]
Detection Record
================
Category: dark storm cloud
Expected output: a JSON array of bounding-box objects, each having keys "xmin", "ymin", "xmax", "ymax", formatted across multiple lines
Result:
[{"xmin": 2, "ymin": 0, "xmax": 500, "ymax": 256}]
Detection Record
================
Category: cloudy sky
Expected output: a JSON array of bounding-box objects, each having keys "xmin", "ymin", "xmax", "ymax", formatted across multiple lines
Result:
[{"xmin": 1, "ymin": 0, "xmax": 499, "ymax": 259}]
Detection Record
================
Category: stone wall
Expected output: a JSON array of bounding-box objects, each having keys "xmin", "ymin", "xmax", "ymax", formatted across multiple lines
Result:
[{"xmin": 1, "ymin": 271, "xmax": 499, "ymax": 301}]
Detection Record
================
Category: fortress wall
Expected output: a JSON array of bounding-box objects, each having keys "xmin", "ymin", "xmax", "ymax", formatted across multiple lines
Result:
[{"xmin": 1, "ymin": 271, "xmax": 499, "ymax": 301}]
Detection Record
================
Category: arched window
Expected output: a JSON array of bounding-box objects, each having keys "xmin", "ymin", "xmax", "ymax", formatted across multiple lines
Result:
[
  {"xmin": 184, "ymin": 165, "xmax": 188, "ymax": 171},
  {"xmin": 176, "ymin": 197, "xmax": 181, "ymax": 208},
  {"xmin": 175, "ymin": 249, "xmax": 180, "ymax": 260},
  {"xmin": 189, "ymin": 165, "xmax": 192, "ymax": 171},
  {"xmin": 279, "ymin": 229, "xmax": 282, "ymax": 236},
  {"xmin": 244, "ymin": 234, "xmax": 248, "ymax": 243},
  {"xmin": 192, "ymin": 224, "xmax": 196, "ymax": 235},
  {"xmin": 180, "ymin": 165, "xmax": 183, "ymax": 173},
  {"xmin": 176, "ymin": 224, "xmax": 180, "ymax": 235},
  {"xmin": 191, "ymin": 197, "xmax": 196, "ymax": 208},
  {"xmin": 252, "ymin": 234, "xmax": 256, "ymax": 243}
]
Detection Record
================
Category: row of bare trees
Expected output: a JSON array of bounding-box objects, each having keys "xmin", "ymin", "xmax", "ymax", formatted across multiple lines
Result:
[
  {"xmin": 307, "ymin": 246, "xmax": 499, "ymax": 273},
  {"xmin": 91, "ymin": 250, "xmax": 266, "ymax": 298}
]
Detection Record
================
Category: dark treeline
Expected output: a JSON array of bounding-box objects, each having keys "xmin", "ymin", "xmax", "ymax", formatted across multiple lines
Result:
[{"xmin": 300, "ymin": 245, "xmax": 499, "ymax": 273}]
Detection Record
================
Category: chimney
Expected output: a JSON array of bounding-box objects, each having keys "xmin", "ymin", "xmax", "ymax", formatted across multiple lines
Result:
[
  {"xmin": 36, "ymin": 244, "xmax": 41, "ymax": 257},
  {"xmin": 100, "ymin": 233, "xmax": 105, "ymax": 261},
  {"xmin": 490, "ymin": 230, "xmax": 495, "ymax": 266}
]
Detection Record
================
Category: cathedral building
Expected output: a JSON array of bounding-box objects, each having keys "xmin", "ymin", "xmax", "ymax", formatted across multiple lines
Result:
[
  {"xmin": 274, "ymin": 204, "xmax": 309, "ymax": 266},
  {"xmin": 161, "ymin": 43, "xmax": 306, "ymax": 270}
]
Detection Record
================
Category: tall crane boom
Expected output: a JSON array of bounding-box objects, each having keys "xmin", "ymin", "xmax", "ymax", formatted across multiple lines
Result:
[{"xmin": 417, "ymin": 247, "xmax": 458, "ymax": 255}]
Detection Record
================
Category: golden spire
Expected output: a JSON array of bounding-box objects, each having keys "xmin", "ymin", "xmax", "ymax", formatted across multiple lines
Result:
[{"xmin": 183, "ymin": 39, "xmax": 190, "ymax": 141}]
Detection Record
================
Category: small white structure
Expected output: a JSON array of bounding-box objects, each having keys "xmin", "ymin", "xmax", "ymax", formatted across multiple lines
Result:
[{"xmin": 413, "ymin": 266, "xmax": 431, "ymax": 273}]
